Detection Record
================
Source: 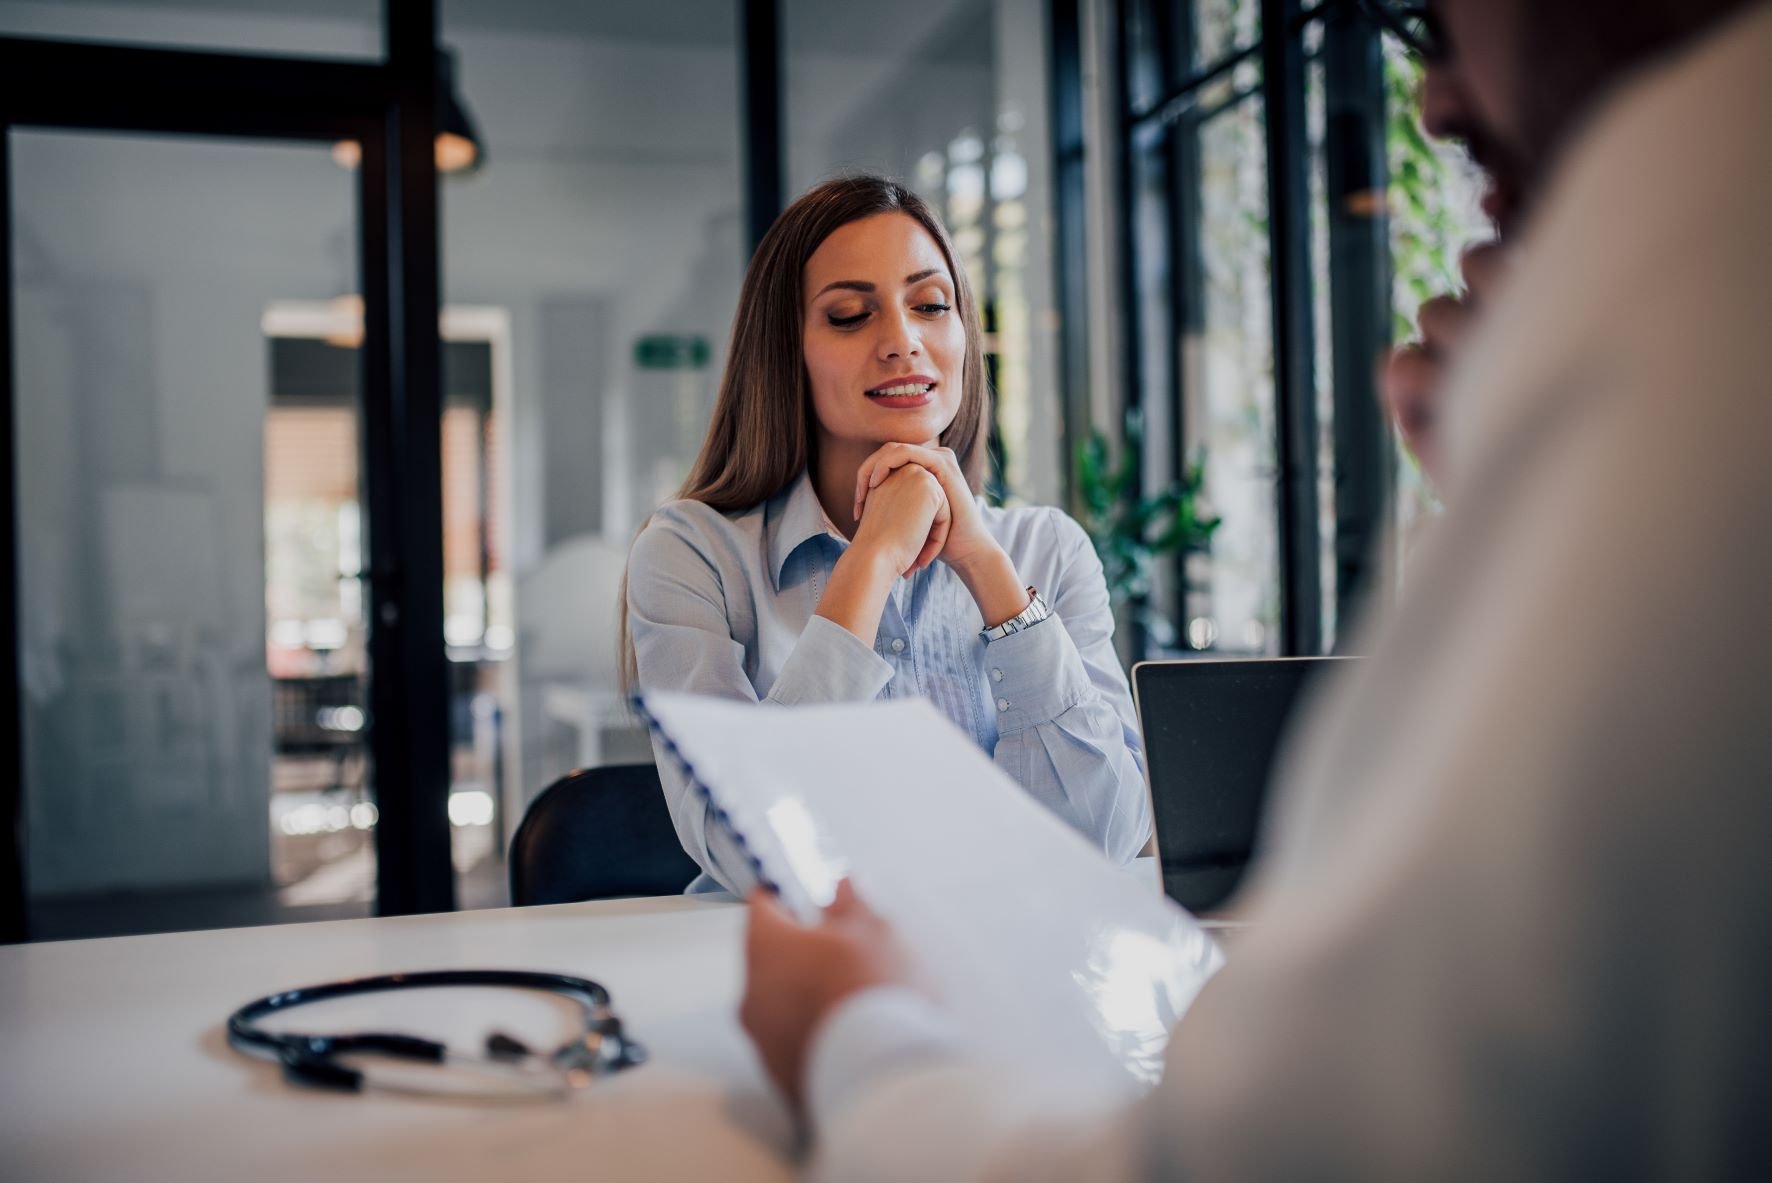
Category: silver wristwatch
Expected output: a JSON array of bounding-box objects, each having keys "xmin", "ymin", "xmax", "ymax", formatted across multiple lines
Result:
[{"xmin": 980, "ymin": 586, "xmax": 1051, "ymax": 643}]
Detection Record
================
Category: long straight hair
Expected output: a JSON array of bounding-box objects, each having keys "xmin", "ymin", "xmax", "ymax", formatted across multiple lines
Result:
[{"xmin": 619, "ymin": 175, "xmax": 991, "ymax": 687}]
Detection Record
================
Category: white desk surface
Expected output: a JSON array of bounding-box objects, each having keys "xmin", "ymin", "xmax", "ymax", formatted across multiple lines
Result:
[{"xmin": 0, "ymin": 895, "xmax": 795, "ymax": 1183}]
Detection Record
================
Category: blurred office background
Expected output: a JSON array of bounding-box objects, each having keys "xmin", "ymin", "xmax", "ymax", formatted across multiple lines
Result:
[{"xmin": 0, "ymin": 0, "xmax": 1481, "ymax": 941}]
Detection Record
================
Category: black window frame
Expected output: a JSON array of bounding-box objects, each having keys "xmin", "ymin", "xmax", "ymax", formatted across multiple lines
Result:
[{"xmin": 1051, "ymin": 0, "xmax": 1394, "ymax": 661}]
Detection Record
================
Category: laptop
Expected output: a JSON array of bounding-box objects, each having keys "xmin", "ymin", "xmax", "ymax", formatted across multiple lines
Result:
[{"xmin": 1132, "ymin": 657, "xmax": 1352, "ymax": 914}]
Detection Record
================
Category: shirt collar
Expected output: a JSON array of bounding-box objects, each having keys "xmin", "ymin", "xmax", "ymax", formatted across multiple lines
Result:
[{"xmin": 766, "ymin": 470, "xmax": 848, "ymax": 590}]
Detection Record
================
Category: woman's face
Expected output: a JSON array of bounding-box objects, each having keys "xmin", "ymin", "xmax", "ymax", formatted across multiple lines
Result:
[{"xmin": 801, "ymin": 212, "xmax": 966, "ymax": 459}]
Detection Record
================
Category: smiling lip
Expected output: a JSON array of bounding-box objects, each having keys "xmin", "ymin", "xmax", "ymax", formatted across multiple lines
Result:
[{"xmin": 865, "ymin": 375, "xmax": 938, "ymax": 404}]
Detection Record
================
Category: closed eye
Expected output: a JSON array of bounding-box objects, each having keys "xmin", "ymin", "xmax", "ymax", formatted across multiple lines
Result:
[
  {"xmin": 916, "ymin": 303, "xmax": 950, "ymax": 315},
  {"xmin": 827, "ymin": 310, "xmax": 869, "ymax": 328}
]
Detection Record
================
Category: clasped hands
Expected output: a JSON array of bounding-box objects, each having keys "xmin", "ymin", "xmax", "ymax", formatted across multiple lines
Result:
[
  {"xmin": 819, "ymin": 441, "xmax": 1027, "ymax": 652},
  {"xmin": 847, "ymin": 442, "xmax": 1000, "ymax": 579}
]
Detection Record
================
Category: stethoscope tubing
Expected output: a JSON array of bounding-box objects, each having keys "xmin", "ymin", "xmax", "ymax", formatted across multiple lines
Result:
[{"xmin": 228, "ymin": 968, "xmax": 638, "ymax": 1095}]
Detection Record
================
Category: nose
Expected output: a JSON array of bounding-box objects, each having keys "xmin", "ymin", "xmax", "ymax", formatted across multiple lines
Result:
[{"xmin": 875, "ymin": 305, "xmax": 921, "ymax": 361}]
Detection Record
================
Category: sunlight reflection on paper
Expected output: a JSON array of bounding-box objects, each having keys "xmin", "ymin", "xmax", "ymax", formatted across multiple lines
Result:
[
  {"xmin": 763, "ymin": 795, "xmax": 850, "ymax": 908},
  {"xmin": 1074, "ymin": 923, "xmax": 1224, "ymax": 1085}
]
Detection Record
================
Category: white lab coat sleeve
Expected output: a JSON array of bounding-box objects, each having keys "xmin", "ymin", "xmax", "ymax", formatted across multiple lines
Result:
[{"xmin": 806, "ymin": 988, "xmax": 1151, "ymax": 1183}]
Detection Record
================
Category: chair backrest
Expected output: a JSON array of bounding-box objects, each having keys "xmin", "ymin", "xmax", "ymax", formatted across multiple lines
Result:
[{"xmin": 508, "ymin": 763, "xmax": 699, "ymax": 906}]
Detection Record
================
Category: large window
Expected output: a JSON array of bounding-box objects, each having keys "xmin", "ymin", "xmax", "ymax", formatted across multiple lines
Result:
[{"xmin": 1096, "ymin": 0, "xmax": 1472, "ymax": 658}]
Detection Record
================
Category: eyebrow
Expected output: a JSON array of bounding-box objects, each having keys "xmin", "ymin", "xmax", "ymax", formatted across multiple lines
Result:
[{"xmin": 811, "ymin": 269, "xmax": 946, "ymax": 300}]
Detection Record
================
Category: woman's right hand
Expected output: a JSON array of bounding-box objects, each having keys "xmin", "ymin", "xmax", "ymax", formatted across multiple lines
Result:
[
  {"xmin": 816, "ymin": 465, "xmax": 948, "ymax": 648},
  {"xmin": 850, "ymin": 463, "xmax": 951, "ymax": 578}
]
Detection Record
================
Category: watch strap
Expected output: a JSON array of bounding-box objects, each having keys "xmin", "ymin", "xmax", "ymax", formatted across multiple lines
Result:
[{"xmin": 980, "ymin": 586, "xmax": 1051, "ymax": 643}]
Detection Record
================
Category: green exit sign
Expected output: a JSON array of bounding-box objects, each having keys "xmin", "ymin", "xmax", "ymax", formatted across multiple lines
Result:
[{"xmin": 634, "ymin": 334, "xmax": 711, "ymax": 370}]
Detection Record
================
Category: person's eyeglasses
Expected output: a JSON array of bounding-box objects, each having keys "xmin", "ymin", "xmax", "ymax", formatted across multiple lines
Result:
[{"xmin": 1355, "ymin": 1, "xmax": 1446, "ymax": 63}]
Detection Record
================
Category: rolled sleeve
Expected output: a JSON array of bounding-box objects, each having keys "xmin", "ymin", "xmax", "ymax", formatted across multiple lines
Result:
[{"xmin": 766, "ymin": 614, "xmax": 895, "ymax": 706}]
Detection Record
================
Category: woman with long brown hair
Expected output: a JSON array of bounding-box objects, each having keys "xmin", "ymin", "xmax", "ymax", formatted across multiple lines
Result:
[{"xmin": 624, "ymin": 175, "xmax": 1149, "ymax": 893}]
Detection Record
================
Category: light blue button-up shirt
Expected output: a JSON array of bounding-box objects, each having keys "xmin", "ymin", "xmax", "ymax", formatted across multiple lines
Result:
[{"xmin": 626, "ymin": 471, "xmax": 1152, "ymax": 893}]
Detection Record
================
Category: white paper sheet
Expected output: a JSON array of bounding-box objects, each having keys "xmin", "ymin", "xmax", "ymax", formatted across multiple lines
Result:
[{"xmin": 638, "ymin": 690, "xmax": 1223, "ymax": 1096}]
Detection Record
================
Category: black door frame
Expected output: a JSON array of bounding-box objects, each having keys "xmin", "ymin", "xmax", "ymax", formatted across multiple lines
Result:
[{"xmin": 0, "ymin": 0, "xmax": 452, "ymax": 942}]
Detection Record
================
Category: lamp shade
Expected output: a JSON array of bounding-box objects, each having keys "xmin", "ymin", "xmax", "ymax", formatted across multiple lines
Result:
[
  {"xmin": 331, "ymin": 44, "xmax": 483, "ymax": 175},
  {"xmin": 434, "ymin": 45, "xmax": 483, "ymax": 175}
]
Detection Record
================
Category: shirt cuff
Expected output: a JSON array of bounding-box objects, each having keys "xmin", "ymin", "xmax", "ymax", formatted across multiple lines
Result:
[
  {"xmin": 806, "ymin": 986, "xmax": 966, "ymax": 1133},
  {"xmin": 983, "ymin": 616, "xmax": 1090, "ymax": 735},
  {"xmin": 766, "ymin": 614, "xmax": 894, "ymax": 705}
]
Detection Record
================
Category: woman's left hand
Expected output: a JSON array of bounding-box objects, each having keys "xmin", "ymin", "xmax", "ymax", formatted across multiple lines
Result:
[{"xmin": 854, "ymin": 443, "xmax": 1004, "ymax": 577}]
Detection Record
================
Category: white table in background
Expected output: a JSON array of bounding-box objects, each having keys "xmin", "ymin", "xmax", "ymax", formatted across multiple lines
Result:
[{"xmin": 0, "ymin": 896, "xmax": 793, "ymax": 1183}]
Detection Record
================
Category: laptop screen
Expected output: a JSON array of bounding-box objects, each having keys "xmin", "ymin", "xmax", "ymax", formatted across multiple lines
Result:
[{"xmin": 1132, "ymin": 658, "xmax": 1348, "ymax": 914}]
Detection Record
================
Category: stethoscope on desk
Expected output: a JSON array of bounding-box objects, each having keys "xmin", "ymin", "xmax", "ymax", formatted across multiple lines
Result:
[{"xmin": 228, "ymin": 969, "xmax": 646, "ymax": 1100}]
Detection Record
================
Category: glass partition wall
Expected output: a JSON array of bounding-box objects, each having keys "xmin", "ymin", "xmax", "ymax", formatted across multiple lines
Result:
[
  {"xmin": 1, "ymin": 1, "xmax": 764, "ymax": 938},
  {"xmin": 435, "ymin": 0, "xmax": 747, "ymax": 885},
  {"xmin": 2, "ymin": 3, "xmax": 449, "ymax": 942},
  {"xmin": 11, "ymin": 132, "xmax": 377, "ymax": 937}
]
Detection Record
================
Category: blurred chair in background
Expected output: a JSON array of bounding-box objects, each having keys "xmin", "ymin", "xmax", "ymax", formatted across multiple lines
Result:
[{"xmin": 507, "ymin": 763, "xmax": 696, "ymax": 906}]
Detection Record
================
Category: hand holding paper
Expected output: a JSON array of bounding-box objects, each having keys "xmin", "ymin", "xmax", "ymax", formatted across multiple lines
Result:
[
  {"xmin": 740, "ymin": 881, "xmax": 920, "ymax": 1108},
  {"xmin": 636, "ymin": 691, "xmax": 1223, "ymax": 1099}
]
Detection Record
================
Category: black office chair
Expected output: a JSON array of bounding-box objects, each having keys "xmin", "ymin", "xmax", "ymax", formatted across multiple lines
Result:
[{"xmin": 508, "ymin": 763, "xmax": 700, "ymax": 906}]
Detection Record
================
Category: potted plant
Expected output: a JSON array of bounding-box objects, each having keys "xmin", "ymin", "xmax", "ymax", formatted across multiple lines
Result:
[{"xmin": 1073, "ymin": 408, "xmax": 1221, "ymax": 659}]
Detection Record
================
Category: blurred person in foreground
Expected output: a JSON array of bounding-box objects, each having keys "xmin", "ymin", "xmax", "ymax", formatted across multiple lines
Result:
[
  {"xmin": 1376, "ymin": 0, "xmax": 1516, "ymax": 489},
  {"xmin": 739, "ymin": 0, "xmax": 1772, "ymax": 1177}
]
